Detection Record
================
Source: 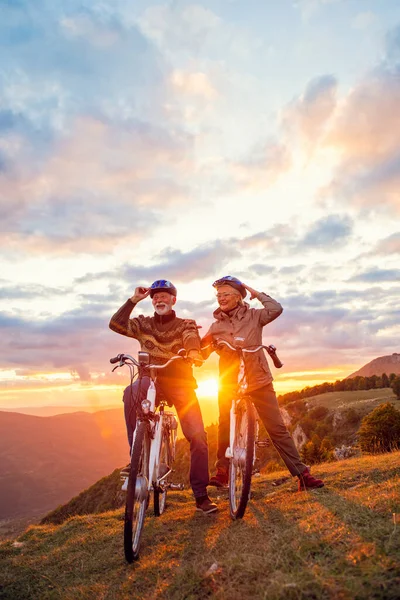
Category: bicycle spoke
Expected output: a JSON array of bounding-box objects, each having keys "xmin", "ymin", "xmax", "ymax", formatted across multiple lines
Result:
[
  {"xmin": 229, "ymin": 397, "xmax": 255, "ymax": 520},
  {"xmin": 154, "ymin": 428, "xmax": 172, "ymax": 517},
  {"xmin": 124, "ymin": 422, "xmax": 150, "ymax": 562}
]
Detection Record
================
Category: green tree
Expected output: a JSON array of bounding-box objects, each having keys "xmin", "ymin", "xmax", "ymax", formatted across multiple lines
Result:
[
  {"xmin": 358, "ymin": 403, "xmax": 400, "ymax": 453},
  {"xmin": 392, "ymin": 376, "xmax": 400, "ymax": 399},
  {"xmin": 381, "ymin": 373, "xmax": 390, "ymax": 388},
  {"xmin": 344, "ymin": 378, "xmax": 355, "ymax": 391},
  {"xmin": 357, "ymin": 377, "xmax": 366, "ymax": 390}
]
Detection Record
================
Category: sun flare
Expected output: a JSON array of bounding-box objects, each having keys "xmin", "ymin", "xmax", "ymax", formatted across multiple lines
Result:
[{"xmin": 196, "ymin": 378, "xmax": 219, "ymax": 398}]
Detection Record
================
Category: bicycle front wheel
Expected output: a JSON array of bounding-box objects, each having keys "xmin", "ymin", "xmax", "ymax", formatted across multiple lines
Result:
[
  {"xmin": 229, "ymin": 396, "xmax": 256, "ymax": 520},
  {"xmin": 154, "ymin": 427, "xmax": 173, "ymax": 516},
  {"xmin": 124, "ymin": 421, "xmax": 150, "ymax": 562}
]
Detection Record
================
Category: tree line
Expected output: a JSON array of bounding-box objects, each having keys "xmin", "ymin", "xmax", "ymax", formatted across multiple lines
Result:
[{"xmin": 278, "ymin": 372, "xmax": 400, "ymax": 406}]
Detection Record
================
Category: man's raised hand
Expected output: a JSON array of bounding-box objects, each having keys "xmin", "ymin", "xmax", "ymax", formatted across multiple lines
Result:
[{"xmin": 130, "ymin": 286, "xmax": 151, "ymax": 304}]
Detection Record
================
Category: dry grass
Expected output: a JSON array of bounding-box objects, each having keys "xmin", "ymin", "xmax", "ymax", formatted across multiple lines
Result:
[{"xmin": 1, "ymin": 452, "xmax": 400, "ymax": 600}]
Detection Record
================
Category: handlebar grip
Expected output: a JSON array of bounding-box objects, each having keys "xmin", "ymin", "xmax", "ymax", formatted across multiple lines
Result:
[
  {"xmin": 110, "ymin": 355, "xmax": 122, "ymax": 364},
  {"xmin": 266, "ymin": 345, "xmax": 283, "ymax": 369}
]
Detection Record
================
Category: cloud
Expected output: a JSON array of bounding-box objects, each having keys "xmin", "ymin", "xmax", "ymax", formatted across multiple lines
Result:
[
  {"xmin": 352, "ymin": 11, "xmax": 377, "ymax": 30},
  {"xmin": 0, "ymin": 2, "xmax": 165, "ymax": 127},
  {"xmin": 347, "ymin": 268, "xmax": 400, "ymax": 283},
  {"xmin": 0, "ymin": 2, "xmax": 203, "ymax": 255},
  {"xmin": 372, "ymin": 233, "xmax": 400, "ymax": 255},
  {"xmin": 295, "ymin": 0, "xmax": 343, "ymax": 21},
  {"xmin": 282, "ymin": 74, "xmax": 338, "ymax": 144},
  {"xmin": 139, "ymin": 4, "xmax": 221, "ymax": 55},
  {"xmin": 0, "ymin": 282, "xmax": 67, "ymax": 300},
  {"xmin": 229, "ymin": 141, "xmax": 291, "ymax": 190},
  {"xmin": 264, "ymin": 285, "xmax": 400, "ymax": 370},
  {"xmin": 235, "ymin": 216, "xmax": 353, "ymax": 257},
  {"xmin": 238, "ymin": 225, "xmax": 295, "ymax": 251},
  {"xmin": 122, "ymin": 241, "xmax": 240, "ymax": 283},
  {"xmin": 299, "ymin": 214, "xmax": 353, "ymax": 247},
  {"xmin": 75, "ymin": 240, "xmax": 240, "ymax": 288},
  {"xmin": 171, "ymin": 70, "xmax": 217, "ymax": 99},
  {"xmin": 321, "ymin": 62, "xmax": 400, "ymax": 213},
  {"xmin": 278, "ymin": 27, "xmax": 400, "ymax": 215},
  {"xmin": 0, "ymin": 115, "xmax": 194, "ymax": 253}
]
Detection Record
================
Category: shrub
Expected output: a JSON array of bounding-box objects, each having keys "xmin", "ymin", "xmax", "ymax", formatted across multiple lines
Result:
[
  {"xmin": 343, "ymin": 407, "xmax": 361, "ymax": 426},
  {"xmin": 309, "ymin": 405, "xmax": 329, "ymax": 420},
  {"xmin": 391, "ymin": 376, "xmax": 400, "ymax": 400},
  {"xmin": 358, "ymin": 402, "xmax": 400, "ymax": 453},
  {"xmin": 301, "ymin": 434, "xmax": 334, "ymax": 465}
]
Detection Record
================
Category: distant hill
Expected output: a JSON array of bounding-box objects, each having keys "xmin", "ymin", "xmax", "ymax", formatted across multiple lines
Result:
[
  {"xmin": 0, "ymin": 405, "xmax": 120, "ymax": 417},
  {"xmin": 347, "ymin": 353, "xmax": 400, "ymax": 378},
  {"xmin": 0, "ymin": 409, "xmax": 127, "ymax": 521}
]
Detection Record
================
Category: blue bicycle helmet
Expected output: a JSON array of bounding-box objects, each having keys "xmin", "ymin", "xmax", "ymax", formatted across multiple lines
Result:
[
  {"xmin": 149, "ymin": 279, "xmax": 177, "ymax": 298},
  {"xmin": 212, "ymin": 275, "xmax": 246, "ymax": 298}
]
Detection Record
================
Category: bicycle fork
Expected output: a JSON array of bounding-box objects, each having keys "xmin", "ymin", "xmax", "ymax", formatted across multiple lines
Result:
[{"xmin": 225, "ymin": 399, "xmax": 258, "ymax": 470}]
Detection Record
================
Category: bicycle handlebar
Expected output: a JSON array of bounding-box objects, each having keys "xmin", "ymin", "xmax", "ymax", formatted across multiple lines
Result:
[
  {"xmin": 210, "ymin": 339, "xmax": 283, "ymax": 369},
  {"xmin": 110, "ymin": 352, "xmax": 189, "ymax": 370}
]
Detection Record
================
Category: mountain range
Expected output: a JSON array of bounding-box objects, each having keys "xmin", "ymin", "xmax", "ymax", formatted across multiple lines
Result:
[
  {"xmin": 0, "ymin": 408, "xmax": 127, "ymax": 521},
  {"xmin": 347, "ymin": 353, "xmax": 400, "ymax": 378}
]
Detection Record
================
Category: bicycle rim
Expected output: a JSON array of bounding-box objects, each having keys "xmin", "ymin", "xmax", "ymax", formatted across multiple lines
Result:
[
  {"xmin": 229, "ymin": 396, "xmax": 255, "ymax": 520},
  {"xmin": 154, "ymin": 430, "xmax": 172, "ymax": 517},
  {"xmin": 124, "ymin": 421, "xmax": 150, "ymax": 562}
]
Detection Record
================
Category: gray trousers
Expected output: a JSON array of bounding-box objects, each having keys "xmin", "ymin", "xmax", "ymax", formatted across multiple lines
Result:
[
  {"xmin": 216, "ymin": 382, "xmax": 307, "ymax": 476},
  {"xmin": 123, "ymin": 377, "xmax": 210, "ymax": 498}
]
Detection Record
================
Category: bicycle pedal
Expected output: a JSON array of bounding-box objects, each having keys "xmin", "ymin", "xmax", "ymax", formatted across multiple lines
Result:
[{"xmin": 169, "ymin": 483, "xmax": 185, "ymax": 490}]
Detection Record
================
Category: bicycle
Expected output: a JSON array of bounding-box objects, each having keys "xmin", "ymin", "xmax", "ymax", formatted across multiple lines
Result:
[
  {"xmin": 212, "ymin": 339, "xmax": 283, "ymax": 520},
  {"xmin": 110, "ymin": 350, "xmax": 185, "ymax": 563}
]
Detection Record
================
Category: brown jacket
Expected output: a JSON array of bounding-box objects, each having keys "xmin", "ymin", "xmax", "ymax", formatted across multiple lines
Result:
[
  {"xmin": 201, "ymin": 293, "xmax": 283, "ymax": 393},
  {"xmin": 109, "ymin": 299, "xmax": 201, "ymax": 387}
]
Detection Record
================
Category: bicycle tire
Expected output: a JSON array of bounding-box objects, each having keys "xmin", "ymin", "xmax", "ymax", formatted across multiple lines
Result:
[
  {"xmin": 228, "ymin": 396, "xmax": 256, "ymax": 520},
  {"xmin": 124, "ymin": 421, "xmax": 150, "ymax": 562},
  {"xmin": 154, "ymin": 428, "xmax": 172, "ymax": 517}
]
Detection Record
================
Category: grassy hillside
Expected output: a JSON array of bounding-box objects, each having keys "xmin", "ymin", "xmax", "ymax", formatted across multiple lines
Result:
[
  {"xmin": 1, "ymin": 452, "xmax": 399, "ymax": 600},
  {"xmin": 305, "ymin": 387, "xmax": 398, "ymax": 414}
]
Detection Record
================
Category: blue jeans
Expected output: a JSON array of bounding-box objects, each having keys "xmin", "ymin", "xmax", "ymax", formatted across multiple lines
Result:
[{"xmin": 123, "ymin": 377, "xmax": 209, "ymax": 499}]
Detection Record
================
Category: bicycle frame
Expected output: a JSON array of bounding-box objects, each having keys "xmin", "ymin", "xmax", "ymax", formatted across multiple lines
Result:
[
  {"xmin": 111, "ymin": 350, "xmax": 184, "ymax": 562},
  {"xmin": 226, "ymin": 353, "xmax": 257, "ymax": 469},
  {"xmin": 210, "ymin": 338, "xmax": 282, "ymax": 519},
  {"xmin": 112, "ymin": 352, "xmax": 181, "ymax": 494}
]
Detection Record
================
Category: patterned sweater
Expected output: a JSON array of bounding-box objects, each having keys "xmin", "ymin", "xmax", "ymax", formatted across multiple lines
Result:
[{"xmin": 109, "ymin": 299, "xmax": 201, "ymax": 387}]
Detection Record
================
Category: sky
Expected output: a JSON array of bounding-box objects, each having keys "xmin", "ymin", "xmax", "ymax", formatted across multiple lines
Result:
[{"xmin": 1, "ymin": 0, "xmax": 399, "ymax": 422}]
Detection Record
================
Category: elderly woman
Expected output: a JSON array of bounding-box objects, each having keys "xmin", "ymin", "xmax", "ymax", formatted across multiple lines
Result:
[{"xmin": 201, "ymin": 275, "xmax": 324, "ymax": 491}]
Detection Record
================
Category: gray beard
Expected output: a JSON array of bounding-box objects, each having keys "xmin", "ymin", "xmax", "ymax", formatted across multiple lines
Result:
[{"xmin": 154, "ymin": 304, "xmax": 170, "ymax": 315}]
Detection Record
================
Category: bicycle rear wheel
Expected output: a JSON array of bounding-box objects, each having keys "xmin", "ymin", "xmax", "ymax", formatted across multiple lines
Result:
[
  {"xmin": 154, "ymin": 428, "xmax": 172, "ymax": 517},
  {"xmin": 228, "ymin": 396, "xmax": 256, "ymax": 520},
  {"xmin": 124, "ymin": 421, "xmax": 150, "ymax": 562}
]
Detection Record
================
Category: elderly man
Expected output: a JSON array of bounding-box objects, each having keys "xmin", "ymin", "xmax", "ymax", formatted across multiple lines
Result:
[
  {"xmin": 109, "ymin": 279, "xmax": 217, "ymax": 514},
  {"xmin": 201, "ymin": 275, "xmax": 324, "ymax": 492}
]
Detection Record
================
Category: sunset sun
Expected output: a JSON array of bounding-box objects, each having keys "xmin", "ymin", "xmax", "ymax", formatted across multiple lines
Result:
[{"xmin": 196, "ymin": 378, "xmax": 219, "ymax": 398}]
